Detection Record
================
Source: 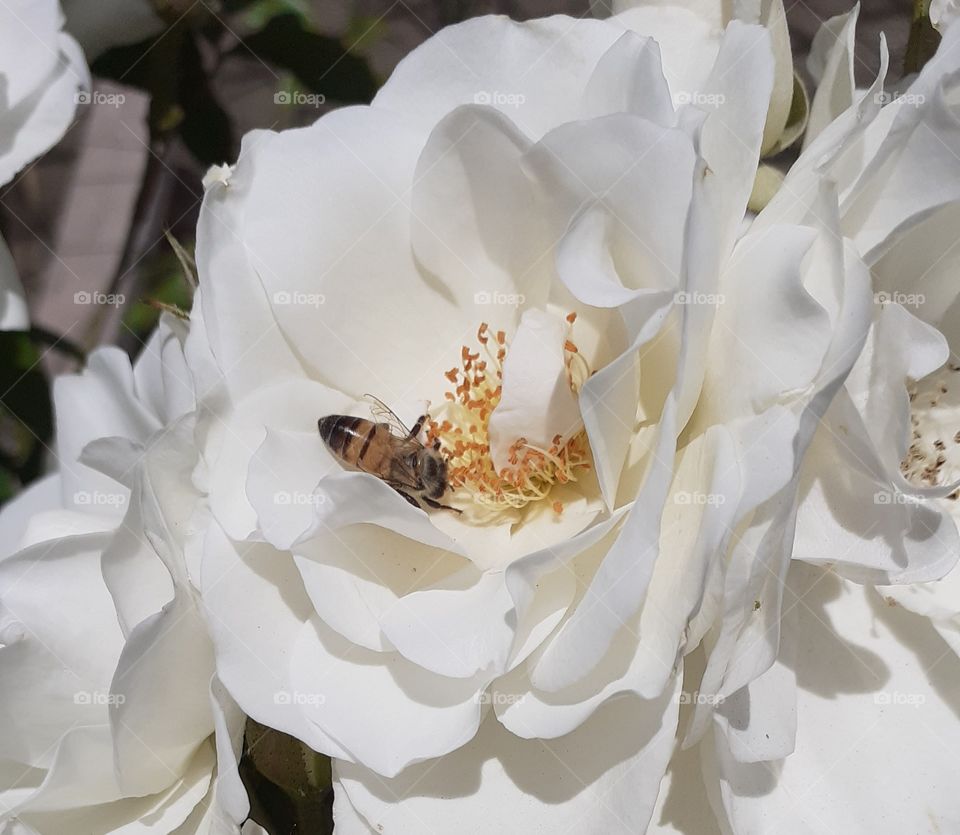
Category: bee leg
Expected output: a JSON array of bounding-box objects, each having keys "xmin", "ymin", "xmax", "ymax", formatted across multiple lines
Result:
[
  {"xmin": 422, "ymin": 496, "xmax": 463, "ymax": 515},
  {"xmin": 390, "ymin": 485, "xmax": 424, "ymax": 511},
  {"xmin": 407, "ymin": 413, "xmax": 428, "ymax": 439}
]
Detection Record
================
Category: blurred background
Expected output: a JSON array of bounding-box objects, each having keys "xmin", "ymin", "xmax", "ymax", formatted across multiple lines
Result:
[{"xmin": 0, "ymin": 0, "xmax": 918, "ymax": 503}]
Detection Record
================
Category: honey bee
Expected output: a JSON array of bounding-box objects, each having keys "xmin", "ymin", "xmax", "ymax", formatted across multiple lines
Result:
[{"xmin": 318, "ymin": 395, "xmax": 460, "ymax": 513}]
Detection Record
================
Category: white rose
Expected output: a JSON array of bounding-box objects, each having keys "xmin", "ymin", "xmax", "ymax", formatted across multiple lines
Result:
[
  {"xmin": 173, "ymin": 7, "xmax": 952, "ymax": 832},
  {"xmin": 670, "ymin": 18, "xmax": 960, "ymax": 834},
  {"xmin": 0, "ymin": 0, "xmax": 88, "ymax": 330},
  {"xmin": 0, "ymin": 318, "xmax": 257, "ymax": 834}
]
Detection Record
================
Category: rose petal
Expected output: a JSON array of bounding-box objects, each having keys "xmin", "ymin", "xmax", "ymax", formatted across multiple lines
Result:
[
  {"xmin": 488, "ymin": 309, "xmax": 582, "ymax": 471},
  {"xmin": 374, "ymin": 16, "xmax": 625, "ymax": 139},
  {"xmin": 0, "ymin": 235, "xmax": 28, "ymax": 331},
  {"xmin": 707, "ymin": 563, "xmax": 960, "ymax": 834},
  {"xmin": 804, "ymin": 8, "xmax": 858, "ymax": 148},
  {"xmin": 334, "ymin": 673, "xmax": 681, "ymax": 835}
]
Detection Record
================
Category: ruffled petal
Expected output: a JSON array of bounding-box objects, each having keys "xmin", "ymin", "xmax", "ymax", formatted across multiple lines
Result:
[{"xmin": 334, "ymin": 673, "xmax": 681, "ymax": 835}]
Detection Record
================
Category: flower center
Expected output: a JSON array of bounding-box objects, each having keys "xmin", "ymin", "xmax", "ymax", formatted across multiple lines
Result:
[
  {"xmin": 903, "ymin": 364, "xmax": 960, "ymax": 499},
  {"xmin": 427, "ymin": 318, "xmax": 592, "ymax": 516}
]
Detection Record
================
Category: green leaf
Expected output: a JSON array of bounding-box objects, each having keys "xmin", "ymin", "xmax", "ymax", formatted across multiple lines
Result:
[
  {"xmin": 239, "ymin": 13, "xmax": 379, "ymax": 104},
  {"xmin": 240, "ymin": 719, "xmax": 334, "ymax": 835},
  {"xmin": 230, "ymin": 0, "xmax": 315, "ymax": 30},
  {"xmin": 122, "ymin": 246, "xmax": 195, "ymax": 341},
  {"xmin": 176, "ymin": 36, "xmax": 236, "ymax": 165},
  {"xmin": 905, "ymin": 1, "xmax": 941, "ymax": 75},
  {"xmin": 91, "ymin": 27, "xmax": 234, "ymax": 165},
  {"xmin": 0, "ymin": 332, "xmax": 54, "ymax": 507}
]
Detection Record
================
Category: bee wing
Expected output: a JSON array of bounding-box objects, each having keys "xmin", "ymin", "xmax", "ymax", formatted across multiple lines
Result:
[{"xmin": 364, "ymin": 394, "xmax": 412, "ymax": 438}]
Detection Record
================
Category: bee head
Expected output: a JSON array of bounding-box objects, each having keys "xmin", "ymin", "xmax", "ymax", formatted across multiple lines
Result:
[{"xmin": 416, "ymin": 448, "xmax": 449, "ymax": 499}]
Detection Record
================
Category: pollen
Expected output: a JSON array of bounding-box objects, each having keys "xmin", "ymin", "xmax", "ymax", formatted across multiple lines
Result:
[
  {"xmin": 427, "ymin": 319, "xmax": 591, "ymax": 511},
  {"xmin": 902, "ymin": 369, "xmax": 960, "ymax": 493}
]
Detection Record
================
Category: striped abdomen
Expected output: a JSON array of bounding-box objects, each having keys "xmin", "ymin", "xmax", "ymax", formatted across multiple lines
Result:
[{"xmin": 318, "ymin": 415, "xmax": 394, "ymax": 479}]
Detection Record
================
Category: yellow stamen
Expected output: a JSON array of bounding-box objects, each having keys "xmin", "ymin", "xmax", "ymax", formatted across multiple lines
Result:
[{"xmin": 428, "ymin": 319, "xmax": 591, "ymax": 511}]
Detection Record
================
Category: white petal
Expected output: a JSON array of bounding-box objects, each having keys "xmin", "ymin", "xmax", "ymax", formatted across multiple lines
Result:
[
  {"xmin": 292, "ymin": 521, "xmax": 464, "ymax": 653},
  {"xmin": 488, "ymin": 309, "xmax": 582, "ymax": 471},
  {"xmin": 18, "ymin": 739, "xmax": 215, "ymax": 830},
  {"xmin": 841, "ymin": 39, "xmax": 960, "ymax": 263},
  {"xmin": 871, "ymin": 202, "xmax": 960, "ymax": 347},
  {"xmin": 0, "ymin": 28, "xmax": 87, "ymax": 187},
  {"xmin": 794, "ymin": 392, "xmax": 960, "ymax": 584},
  {"xmin": 378, "ymin": 569, "xmax": 514, "ymax": 679},
  {"xmin": 0, "ymin": 473, "xmax": 61, "ymax": 558},
  {"xmin": 0, "ymin": 235, "xmax": 28, "ymax": 330},
  {"xmin": 110, "ymin": 591, "xmax": 215, "ymax": 797},
  {"xmin": 804, "ymin": 8, "xmax": 858, "ymax": 148},
  {"xmin": 525, "ymin": 113, "xmax": 696, "ymax": 292},
  {"xmin": 374, "ymin": 15, "xmax": 625, "ymax": 140},
  {"xmin": 202, "ymin": 523, "xmax": 485, "ymax": 778},
  {"xmin": 0, "ymin": 533, "xmax": 121, "ymax": 767},
  {"xmin": 696, "ymin": 224, "xmax": 831, "ymax": 425},
  {"xmin": 411, "ymin": 104, "xmax": 543, "ymax": 326},
  {"xmin": 208, "ymin": 675, "xmax": 252, "ymax": 827},
  {"xmin": 132, "ymin": 316, "xmax": 196, "ymax": 425},
  {"xmin": 529, "ymin": 397, "xmax": 679, "ymax": 692},
  {"xmin": 611, "ymin": 6, "xmax": 720, "ymax": 105},
  {"xmin": 932, "ymin": 0, "xmax": 960, "ymax": 33},
  {"xmin": 205, "ymin": 378, "xmax": 348, "ymax": 541},
  {"xmin": 53, "ymin": 347, "xmax": 160, "ymax": 515},
  {"xmin": 195, "ymin": 131, "xmax": 305, "ymax": 403},
  {"xmin": 708, "ymin": 563, "xmax": 960, "ymax": 834},
  {"xmin": 335, "ymin": 673, "xmax": 681, "ymax": 835},
  {"xmin": 579, "ymin": 31, "xmax": 675, "ymax": 126}
]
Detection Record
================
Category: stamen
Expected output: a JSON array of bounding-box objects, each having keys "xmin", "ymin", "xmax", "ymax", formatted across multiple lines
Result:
[
  {"xmin": 902, "ymin": 369, "xmax": 960, "ymax": 495},
  {"xmin": 428, "ymin": 317, "xmax": 591, "ymax": 511}
]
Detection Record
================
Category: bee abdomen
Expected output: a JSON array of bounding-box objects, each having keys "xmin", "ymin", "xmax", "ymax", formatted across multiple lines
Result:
[{"xmin": 318, "ymin": 415, "xmax": 379, "ymax": 468}]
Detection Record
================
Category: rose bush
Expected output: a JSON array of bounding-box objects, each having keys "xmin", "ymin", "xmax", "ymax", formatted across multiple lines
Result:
[
  {"xmin": 0, "ymin": 318, "xmax": 257, "ymax": 834},
  {"xmin": 0, "ymin": 0, "xmax": 87, "ymax": 329},
  {"xmin": 173, "ymin": 3, "xmax": 959, "ymax": 833}
]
